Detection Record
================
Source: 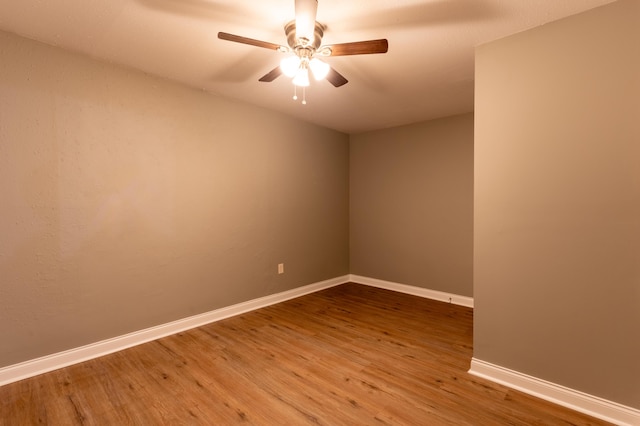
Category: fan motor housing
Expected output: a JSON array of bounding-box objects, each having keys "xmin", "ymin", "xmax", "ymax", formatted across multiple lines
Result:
[{"xmin": 285, "ymin": 20, "xmax": 325, "ymax": 51}]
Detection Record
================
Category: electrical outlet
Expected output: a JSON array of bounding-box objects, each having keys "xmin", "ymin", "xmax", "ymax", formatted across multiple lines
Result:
[{"xmin": 278, "ymin": 263, "xmax": 284, "ymax": 274}]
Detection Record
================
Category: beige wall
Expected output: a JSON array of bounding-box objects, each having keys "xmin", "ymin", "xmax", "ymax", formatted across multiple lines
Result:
[
  {"xmin": 0, "ymin": 30, "xmax": 349, "ymax": 367},
  {"xmin": 350, "ymin": 113, "xmax": 474, "ymax": 297},
  {"xmin": 474, "ymin": 0, "xmax": 639, "ymax": 408}
]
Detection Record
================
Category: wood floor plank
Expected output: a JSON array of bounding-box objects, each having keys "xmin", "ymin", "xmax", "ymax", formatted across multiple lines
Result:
[{"xmin": 0, "ymin": 283, "xmax": 613, "ymax": 425}]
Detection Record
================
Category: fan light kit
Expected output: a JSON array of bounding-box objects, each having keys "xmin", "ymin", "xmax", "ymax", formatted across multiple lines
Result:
[{"xmin": 218, "ymin": 0, "xmax": 388, "ymax": 105}]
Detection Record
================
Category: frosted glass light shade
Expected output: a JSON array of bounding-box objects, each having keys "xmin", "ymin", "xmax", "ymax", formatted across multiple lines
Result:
[
  {"xmin": 292, "ymin": 68, "xmax": 310, "ymax": 87},
  {"xmin": 280, "ymin": 56, "xmax": 301, "ymax": 78},
  {"xmin": 309, "ymin": 58, "xmax": 330, "ymax": 80}
]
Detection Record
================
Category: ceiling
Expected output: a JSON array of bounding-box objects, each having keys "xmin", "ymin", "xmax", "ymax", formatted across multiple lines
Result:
[{"xmin": 0, "ymin": 0, "xmax": 616, "ymax": 134}]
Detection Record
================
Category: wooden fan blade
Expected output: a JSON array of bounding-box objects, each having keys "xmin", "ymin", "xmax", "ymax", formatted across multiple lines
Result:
[
  {"xmin": 295, "ymin": 0, "xmax": 318, "ymax": 41},
  {"xmin": 326, "ymin": 67, "xmax": 348, "ymax": 87},
  {"xmin": 218, "ymin": 32, "xmax": 283, "ymax": 51},
  {"xmin": 329, "ymin": 39, "xmax": 388, "ymax": 56},
  {"xmin": 259, "ymin": 67, "xmax": 283, "ymax": 82}
]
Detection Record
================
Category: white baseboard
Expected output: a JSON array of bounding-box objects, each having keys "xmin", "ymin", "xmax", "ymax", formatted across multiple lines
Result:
[
  {"xmin": 469, "ymin": 358, "xmax": 640, "ymax": 426},
  {"xmin": 0, "ymin": 275, "xmax": 350, "ymax": 387},
  {"xmin": 349, "ymin": 274, "xmax": 474, "ymax": 308}
]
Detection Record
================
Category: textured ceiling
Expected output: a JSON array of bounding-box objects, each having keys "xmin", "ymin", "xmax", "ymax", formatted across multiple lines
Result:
[{"xmin": 0, "ymin": 0, "xmax": 616, "ymax": 133}]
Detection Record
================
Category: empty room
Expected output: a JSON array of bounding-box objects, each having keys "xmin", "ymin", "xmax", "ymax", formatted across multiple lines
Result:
[{"xmin": 0, "ymin": 0, "xmax": 638, "ymax": 424}]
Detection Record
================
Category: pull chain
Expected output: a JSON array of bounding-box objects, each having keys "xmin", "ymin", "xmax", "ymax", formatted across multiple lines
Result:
[{"xmin": 291, "ymin": 85, "xmax": 307, "ymax": 104}]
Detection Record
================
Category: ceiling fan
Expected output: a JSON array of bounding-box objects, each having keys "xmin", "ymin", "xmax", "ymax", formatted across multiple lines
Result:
[{"xmin": 218, "ymin": 0, "xmax": 388, "ymax": 103}]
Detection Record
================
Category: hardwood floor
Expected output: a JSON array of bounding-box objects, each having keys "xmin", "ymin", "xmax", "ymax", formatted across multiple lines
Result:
[{"xmin": 1, "ymin": 283, "xmax": 611, "ymax": 425}]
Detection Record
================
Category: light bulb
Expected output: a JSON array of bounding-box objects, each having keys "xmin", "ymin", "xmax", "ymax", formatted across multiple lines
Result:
[
  {"xmin": 292, "ymin": 67, "xmax": 310, "ymax": 87},
  {"xmin": 309, "ymin": 58, "xmax": 330, "ymax": 80},
  {"xmin": 280, "ymin": 56, "xmax": 301, "ymax": 78}
]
